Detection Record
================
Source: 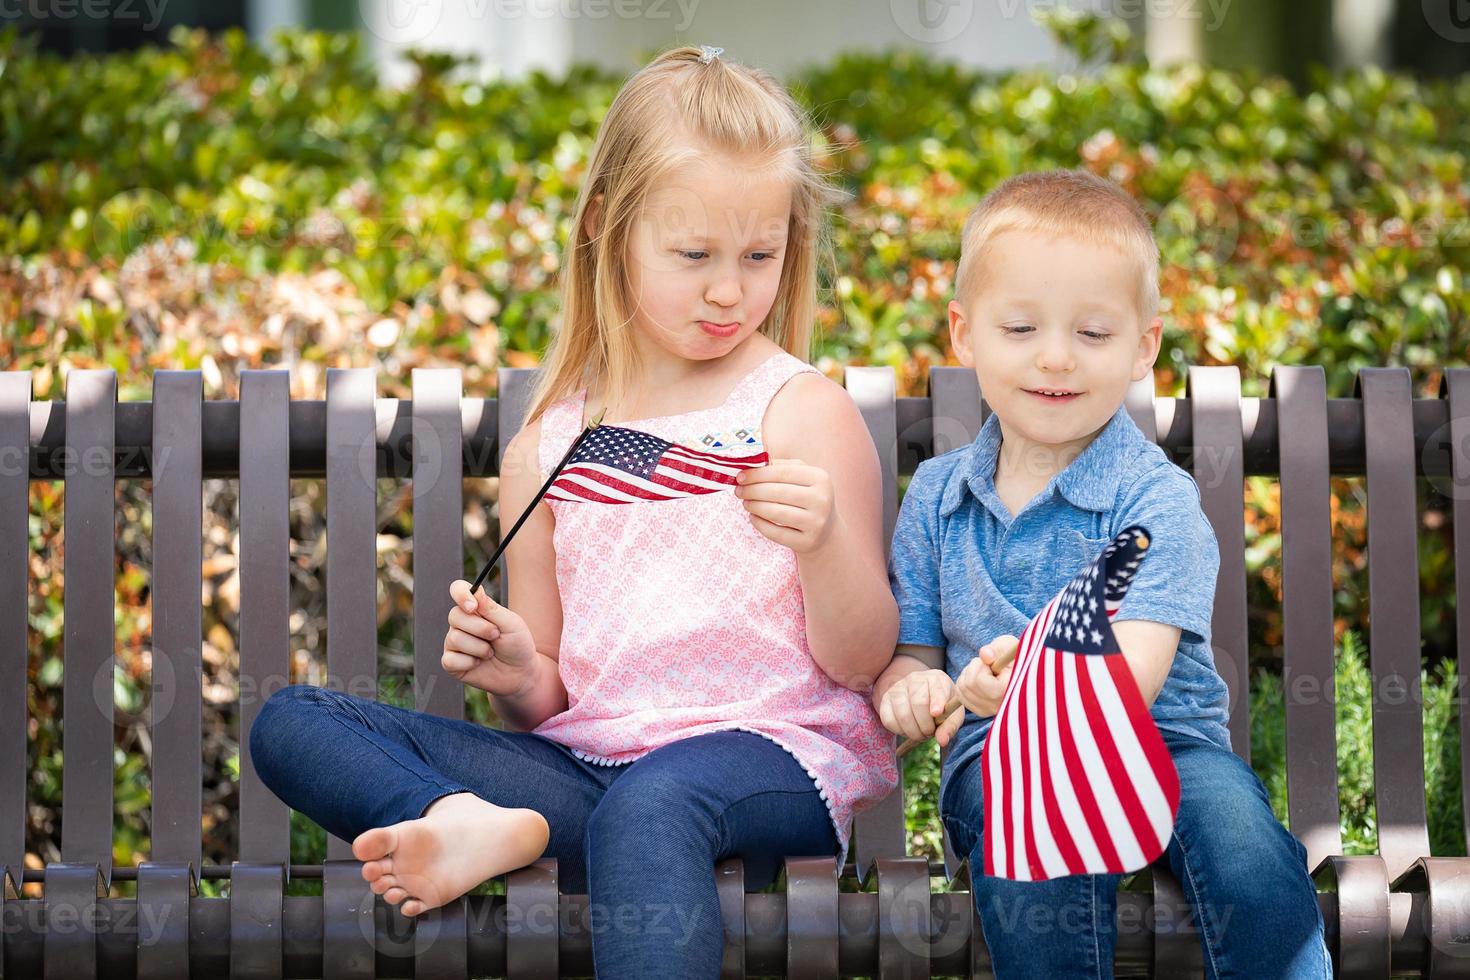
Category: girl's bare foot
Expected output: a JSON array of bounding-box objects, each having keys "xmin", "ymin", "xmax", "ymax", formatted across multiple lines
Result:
[{"xmin": 351, "ymin": 792, "xmax": 550, "ymax": 917}]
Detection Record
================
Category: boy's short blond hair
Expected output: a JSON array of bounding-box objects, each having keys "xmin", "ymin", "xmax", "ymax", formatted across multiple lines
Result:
[{"xmin": 954, "ymin": 169, "xmax": 1160, "ymax": 322}]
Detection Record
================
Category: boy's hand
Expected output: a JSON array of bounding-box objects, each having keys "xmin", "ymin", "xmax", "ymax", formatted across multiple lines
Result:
[
  {"xmin": 878, "ymin": 669, "xmax": 966, "ymax": 748},
  {"xmin": 443, "ymin": 579, "xmax": 540, "ymax": 697},
  {"xmin": 953, "ymin": 635, "xmax": 1020, "ymax": 719},
  {"xmin": 734, "ymin": 459, "xmax": 836, "ymax": 554}
]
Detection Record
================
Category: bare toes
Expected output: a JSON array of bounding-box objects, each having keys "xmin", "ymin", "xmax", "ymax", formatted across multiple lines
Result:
[
  {"xmin": 402, "ymin": 899, "xmax": 426, "ymax": 917},
  {"xmin": 351, "ymin": 826, "xmax": 397, "ymax": 863},
  {"xmin": 361, "ymin": 858, "xmax": 393, "ymax": 882},
  {"xmin": 384, "ymin": 886, "xmax": 408, "ymax": 905},
  {"xmin": 370, "ymin": 874, "xmax": 397, "ymax": 895}
]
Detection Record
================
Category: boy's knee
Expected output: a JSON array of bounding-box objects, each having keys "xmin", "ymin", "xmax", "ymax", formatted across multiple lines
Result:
[{"xmin": 1229, "ymin": 829, "xmax": 1311, "ymax": 895}]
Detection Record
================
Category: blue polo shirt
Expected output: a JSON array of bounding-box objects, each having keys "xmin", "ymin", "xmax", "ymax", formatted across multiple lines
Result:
[{"xmin": 888, "ymin": 403, "xmax": 1231, "ymax": 795}]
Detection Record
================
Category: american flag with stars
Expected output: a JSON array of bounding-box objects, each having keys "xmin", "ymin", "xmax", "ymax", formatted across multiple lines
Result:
[
  {"xmin": 543, "ymin": 424, "xmax": 768, "ymax": 504},
  {"xmin": 981, "ymin": 525, "xmax": 1180, "ymax": 881}
]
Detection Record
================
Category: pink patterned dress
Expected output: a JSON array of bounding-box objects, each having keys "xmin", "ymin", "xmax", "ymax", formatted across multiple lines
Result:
[{"xmin": 531, "ymin": 349, "xmax": 899, "ymax": 865}]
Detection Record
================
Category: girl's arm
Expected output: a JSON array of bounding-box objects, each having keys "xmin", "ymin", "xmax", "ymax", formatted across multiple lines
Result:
[
  {"xmin": 486, "ymin": 416, "xmax": 570, "ymax": 730},
  {"xmin": 745, "ymin": 372, "xmax": 899, "ymax": 693}
]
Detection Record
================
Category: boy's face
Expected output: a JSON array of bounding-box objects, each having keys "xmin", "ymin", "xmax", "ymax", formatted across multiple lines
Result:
[{"xmin": 948, "ymin": 228, "xmax": 1162, "ymax": 464}]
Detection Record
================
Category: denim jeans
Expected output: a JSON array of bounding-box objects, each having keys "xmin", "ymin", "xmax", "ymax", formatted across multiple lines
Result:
[
  {"xmin": 942, "ymin": 727, "xmax": 1332, "ymax": 979},
  {"xmin": 248, "ymin": 684, "xmax": 838, "ymax": 979}
]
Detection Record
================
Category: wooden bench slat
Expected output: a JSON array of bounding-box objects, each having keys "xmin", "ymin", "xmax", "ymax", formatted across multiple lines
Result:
[
  {"xmin": 42, "ymin": 863, "xmax": 106, "ymax": 979},
  {"xmin": 874, "ymin": 856, "xmax": 932, "ymax": 977},
  {"xmin": 1151, "ymin": 864, "xmax": 1205, "ymax": 976},
  {"xmin": 715, "ymin": 858, "xmax": 746, "ymax": 978},
  {"xmin": 135, "ymin": 862, "xmax": 196, "ymax": 979},
  {"xmin": 324, "ymin": 368, "xmax": 380, "ymax": 862},
  {"xmin": 1273, "ymin": 366, "xmax": 1344, "ymax": 872},
  {"xmin": 927, "ymin": 366, "xmax": 983, "ymax": 882},
  {"xmin": 321, "ymin": 859, "xmax": 376, "ymax": 979},
  {"xmin": 1313, "ymin": 854, "xmax": 1392, "ymax": 977},
  {"xmin": 411, "ymin": 368, "xmax": 465, "ymax": 720},
  {"xmin": 1357, "ymin": 367, "xmax": 1430, "ymax": 882},
  {"xmin": 1392, "ymin": 857, "xmax": 1470, "ymax": 975},
  {"xmin": 61, "ymin": 369, "xmax": 117, "ymax": 868},
  {"xmin": 0, "ymin": 865, "xmax": 11, "ymax": 980},
  {"xmin": 237, "ymin": 370, "xmax": 293, "ymax": 864},
  {"xmin": 0, "ymin": 372, "xmax": 30, "ymax": 875},
  {"xmin": 148, "ymin": 371, "xmax": 204, "ymax": 869},
  {"xmin": 228, "ymin": 861, "xmax": 285, "ymax": 979},
  {"xmin": 1442, "ymin": 369, "xmax": 1470, "ymax": 857},
  {"xmin": 927, "ymin": 366, "xmax": 983, "ymax": 457},
  {"xmin": 1126, "ymin": 373, "xmax": 1159, "ymax": 441},
  {"xmin": 494, "ymin": 368, "xmax": 538, "ymax": 608},
  {"xmin": 1187, "ymin": 366, "xmax": 1251, "ymax": 760},
  {"xmin": 505, "ymin": 858, "xmax": 559, "ymax": 980},
  {"xmin": 413, "ymin": 891, "xmax": 470, "ymax": 980},
  {"xmin": 784, "ymin": 856, "xmax": 840, "ymax": 979},
  {"xmin": 846, "ymin": 366, "xmax": 909, "ymax": 877}
]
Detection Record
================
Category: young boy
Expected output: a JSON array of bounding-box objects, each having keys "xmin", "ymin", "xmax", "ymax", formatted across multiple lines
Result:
[{"xmin": 874, "ymin": 170, "xmax": 1330, "ymax": 978}]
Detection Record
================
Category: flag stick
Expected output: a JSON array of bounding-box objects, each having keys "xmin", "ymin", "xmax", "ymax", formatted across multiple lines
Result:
[
  {"xmin": 466, "ymin": 409, "xmax": 606, "ymax": 598},
  {"xmin": 895, "ymin": 639, "xmax": 1019, "ymax": 758}
]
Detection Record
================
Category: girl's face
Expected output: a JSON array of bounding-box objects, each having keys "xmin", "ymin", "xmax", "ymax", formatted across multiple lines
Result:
[{"xmin": 622, "ymin": 151, "xmax": 793, "ymax": 370}]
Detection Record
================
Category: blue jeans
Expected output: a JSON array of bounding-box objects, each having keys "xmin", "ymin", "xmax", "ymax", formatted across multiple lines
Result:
[
  {"xmin": 248, "ymin": 684, "xmax": 839, "ymax": 979},
  {"xmin": 942, "ymin": 727, "xmax": 1332, "ymax": 979}
]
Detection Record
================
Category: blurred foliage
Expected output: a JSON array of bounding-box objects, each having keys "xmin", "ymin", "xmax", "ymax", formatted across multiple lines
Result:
[
  {"xmin": 1250, "ymin": 630, "xmax": 1465, "ymax": 858},
  {"xmin": 4, "ymin": 20, "xmax": 1469, "ymax": 882}
]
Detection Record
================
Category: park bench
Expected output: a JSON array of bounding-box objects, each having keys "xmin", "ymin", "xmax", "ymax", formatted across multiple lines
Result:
[{"xmin": 2, "ymin": 361, "xmax": 1467, "ymax": 978}]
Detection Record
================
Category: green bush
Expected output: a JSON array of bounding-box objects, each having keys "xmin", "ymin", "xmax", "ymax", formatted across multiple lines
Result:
[{"xmin": 4, "ymin": 22, "xmax": 1467, "ymax": 395}]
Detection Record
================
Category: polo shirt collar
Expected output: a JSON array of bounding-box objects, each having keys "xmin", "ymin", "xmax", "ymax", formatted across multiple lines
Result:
[{"xmin": 938, "ymin": 403, "xmax": 1139, "ymax": 518}]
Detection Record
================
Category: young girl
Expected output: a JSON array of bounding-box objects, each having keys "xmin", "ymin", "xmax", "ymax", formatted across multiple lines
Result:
[{"xmin": 248, "ymin": 45, "xmax": 899, "ymax": 977}]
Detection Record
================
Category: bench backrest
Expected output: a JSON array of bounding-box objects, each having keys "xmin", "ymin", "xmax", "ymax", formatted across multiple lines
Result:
[{"xmin": 2, "ymin": 364, "xmax": 1462, "ymax": 885}]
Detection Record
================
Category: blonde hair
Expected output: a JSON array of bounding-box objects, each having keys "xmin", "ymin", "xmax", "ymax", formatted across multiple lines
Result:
[
  {"xmin": 953, "ymin": 169, "xmax": 1160, "ymax": 322},
  {"xmin": 524, "ymin": 46, "xmax": 838, "ymax": 427}
]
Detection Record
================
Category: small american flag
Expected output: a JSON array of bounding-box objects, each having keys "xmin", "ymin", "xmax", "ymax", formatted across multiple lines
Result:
[
  {"xmin": 543, "ymin": 424, "xmax": 768, "ymax": 504},
  {"xmin": 981, "ymin": 525, "xmax": 1180, "ymax": 881}
]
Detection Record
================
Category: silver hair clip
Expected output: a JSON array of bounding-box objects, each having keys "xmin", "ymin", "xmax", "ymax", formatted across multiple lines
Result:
[{"xmin": 698, "ymin": 45, "xmax": 724, "ymax": 65}]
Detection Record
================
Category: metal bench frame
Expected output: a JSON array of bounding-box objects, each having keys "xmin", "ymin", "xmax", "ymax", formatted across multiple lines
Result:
[{"xmin": 3, "ymin": 363, "xmax": 1468, "ymax": 978}]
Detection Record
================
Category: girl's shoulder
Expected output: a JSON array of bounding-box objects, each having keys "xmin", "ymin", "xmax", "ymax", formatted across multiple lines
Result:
[
  {"xmin": 733, "ymin": 338, "xmax": 823, "ymax": 401},
  {"xmin": 759, "ymin": 364, "xmax": 864, "ymax": 459},
  {"xmin": 531, "ymin": 389, "xmax": 588, "ymax": 482}
]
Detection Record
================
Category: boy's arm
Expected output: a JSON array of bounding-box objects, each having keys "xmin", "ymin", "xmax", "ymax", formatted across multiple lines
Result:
[
  {"xmin": 1109, "ymin": 621, "xmax": 1181, "ymax": 706},
  {"xmin": 872, "ymin": 645, "xmax": 945, "ymax": 703},
  {"xmin": 1109, "ymin": 461, "xmax": 1221, "ymax": 707},
  {"xmin": 896, "ymin": 643, "xmax": 944, "ymax": 670}
]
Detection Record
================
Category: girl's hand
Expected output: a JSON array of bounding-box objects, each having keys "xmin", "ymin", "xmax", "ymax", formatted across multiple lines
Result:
[
  {"xmin": 443, "ymin": 579, "xmax": 540, "ymax": 698},
  {"xmin": 877, "ymin": 668, "xmax": 965, "ymax": 748},
  {"xmin": 733, "ymin": 458, "xmax": 836, "ymax": 554},
  {"xmin": 953, "ymin": 635, "xmax": 1020, "ymax": 719}
]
